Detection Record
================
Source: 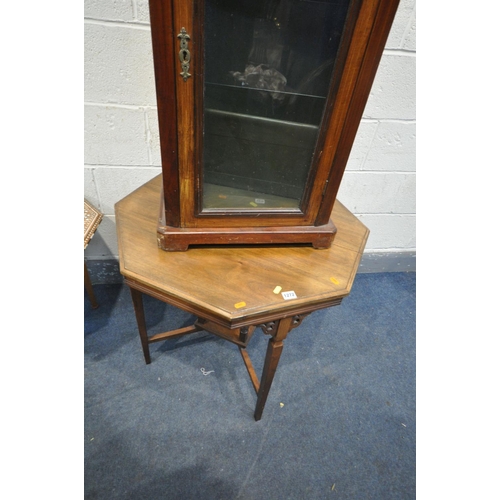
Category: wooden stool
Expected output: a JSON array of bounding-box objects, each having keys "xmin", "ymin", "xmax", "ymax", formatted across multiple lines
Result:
[{"xmin": 84, "ymin": 200, "xmax": 103, "ymax": 309}]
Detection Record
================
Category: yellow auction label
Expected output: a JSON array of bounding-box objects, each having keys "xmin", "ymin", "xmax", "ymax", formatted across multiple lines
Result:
[
  {"xmin": 234, "ymin": 301, "xmax": 246, "ymax": 309},
  {"xmin": 330, "ymin": 276, "xmax": 339, "ymax": 284},
  {"xmin": 273, "ymin": 286, "xmax": 282, "ymax": 294}
]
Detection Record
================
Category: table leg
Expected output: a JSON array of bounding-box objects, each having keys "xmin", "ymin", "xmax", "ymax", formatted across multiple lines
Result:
[
  {"xmin": 254, "ymin": 316, "xmax": 294, "ymax": 421},
  {"xmin": 129, "ymin": 287, "xmax": 151, "ymax": 364},
  {"xmin": 84, "ymin": 262, "xmax": 99, "ymax": 309}
]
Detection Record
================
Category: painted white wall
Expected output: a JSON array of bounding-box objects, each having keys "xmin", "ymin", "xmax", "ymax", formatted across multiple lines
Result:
[{"xmin": 84, "ymin": 0, "xmax": 416, "ymax": 262}]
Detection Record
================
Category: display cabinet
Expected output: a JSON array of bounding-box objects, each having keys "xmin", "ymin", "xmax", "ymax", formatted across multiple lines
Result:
[{"xmin": 148, "ymin": 0, "xmax": 399, "ymax": 251}]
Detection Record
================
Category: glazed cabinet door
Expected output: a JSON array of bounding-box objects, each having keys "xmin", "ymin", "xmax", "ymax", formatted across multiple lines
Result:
[
  {"xmin": 150, "ymin": 0, "xmax": 400, "ymax": 234},
  {"xmin": 155, "ymin": 0, "xmax": 361, "ymax": 228}
]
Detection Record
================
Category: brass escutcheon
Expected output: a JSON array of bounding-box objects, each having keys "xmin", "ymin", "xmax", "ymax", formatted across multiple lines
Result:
[{"xmin": 177, "ymin": 27, "xmax": 191, "ymax": 81}]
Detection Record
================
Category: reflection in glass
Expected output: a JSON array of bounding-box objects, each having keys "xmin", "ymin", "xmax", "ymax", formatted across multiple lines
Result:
[{"xmin": 202, "ymin": 0, "xmax": 352, "ymax": 210}]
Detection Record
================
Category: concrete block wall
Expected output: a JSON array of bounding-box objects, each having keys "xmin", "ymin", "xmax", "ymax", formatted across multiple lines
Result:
[{"xmin": 84, "ymin": 0, "xmax": 416, "ymax": 282}]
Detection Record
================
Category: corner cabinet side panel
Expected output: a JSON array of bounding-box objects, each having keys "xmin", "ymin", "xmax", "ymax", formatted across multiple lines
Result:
[{"xmin": 149, "ymin": 0, "xmax": 181, "ymax": 226}]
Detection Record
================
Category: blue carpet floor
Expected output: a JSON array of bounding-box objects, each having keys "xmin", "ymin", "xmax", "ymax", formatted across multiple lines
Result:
[{"xmin": 84, "ymin": 272, "xmax": 415, "ymax": 499}]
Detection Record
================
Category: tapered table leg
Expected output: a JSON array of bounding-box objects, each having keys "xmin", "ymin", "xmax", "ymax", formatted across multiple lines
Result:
[
  {"xmin": 129, "ymin": 287, "xmax": 151, "ymax": 364},
  {"xmin": 254, "ymin": 316, "xmax": 294, "ymax": 421}
]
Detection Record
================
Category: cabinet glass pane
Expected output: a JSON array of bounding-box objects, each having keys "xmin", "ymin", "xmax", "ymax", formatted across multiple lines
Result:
[{"xmin": 202, "ymin": 0, "xmax": 351, "ymax": 210}]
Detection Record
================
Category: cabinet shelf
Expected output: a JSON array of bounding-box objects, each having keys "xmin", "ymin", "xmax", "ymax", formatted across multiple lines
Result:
[{"xmin": 206, "ymin": 81, "xmax": 327, "ymax": 101}]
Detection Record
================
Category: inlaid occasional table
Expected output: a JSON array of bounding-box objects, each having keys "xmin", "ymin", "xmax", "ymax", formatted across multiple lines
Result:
[{"xmin": 115, "ymin": 175, "xmax": 369, "ymax": 420}]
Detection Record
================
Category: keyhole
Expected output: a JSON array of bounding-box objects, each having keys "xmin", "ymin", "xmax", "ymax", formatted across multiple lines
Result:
[{"xmin": 179, "ymin": 49, "xmax": 190, "ymax": 63}]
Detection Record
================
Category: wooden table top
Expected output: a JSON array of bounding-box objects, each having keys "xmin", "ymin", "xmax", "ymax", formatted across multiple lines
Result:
[{"xmin": 115, "ymin": 175, "xmax": 369, "ymax": 328}]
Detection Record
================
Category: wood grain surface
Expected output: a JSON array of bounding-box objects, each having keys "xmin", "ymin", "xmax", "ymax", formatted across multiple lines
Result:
[{"xmin": 116, "ymin": 175, "xmax": 369, "ymax": 328}]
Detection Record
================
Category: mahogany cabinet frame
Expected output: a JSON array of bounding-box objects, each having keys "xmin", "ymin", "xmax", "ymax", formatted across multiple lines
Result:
[{"xmin": 148, "ymin": 0, "xmax": 400, "ymax": 250}]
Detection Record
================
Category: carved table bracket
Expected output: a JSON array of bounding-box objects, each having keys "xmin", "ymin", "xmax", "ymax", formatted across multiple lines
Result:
[{"xmin": 260, "ymin": 313, "xmax": 311, "ymax": 337}]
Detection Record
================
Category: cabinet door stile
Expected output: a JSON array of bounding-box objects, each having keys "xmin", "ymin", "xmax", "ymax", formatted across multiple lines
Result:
[{"xmin": 172, "ymin": 0, "xmax": 196, "ymax": 227}]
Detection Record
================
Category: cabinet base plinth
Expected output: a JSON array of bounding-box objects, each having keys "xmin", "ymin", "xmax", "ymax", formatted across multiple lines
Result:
[{"xmin": 157, "ymin": 221, "xmax": 337, "ymax": 251}]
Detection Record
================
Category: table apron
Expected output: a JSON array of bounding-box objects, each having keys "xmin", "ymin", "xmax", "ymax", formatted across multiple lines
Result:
[{"xmin": 124, "ymin": 277, "xmax": 343, "ymax": 329}]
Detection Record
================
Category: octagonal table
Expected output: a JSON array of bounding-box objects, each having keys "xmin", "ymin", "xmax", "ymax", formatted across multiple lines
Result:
[{"xmin": 115, "ymin": 175, "xmax": 369, "ymax": 420}]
